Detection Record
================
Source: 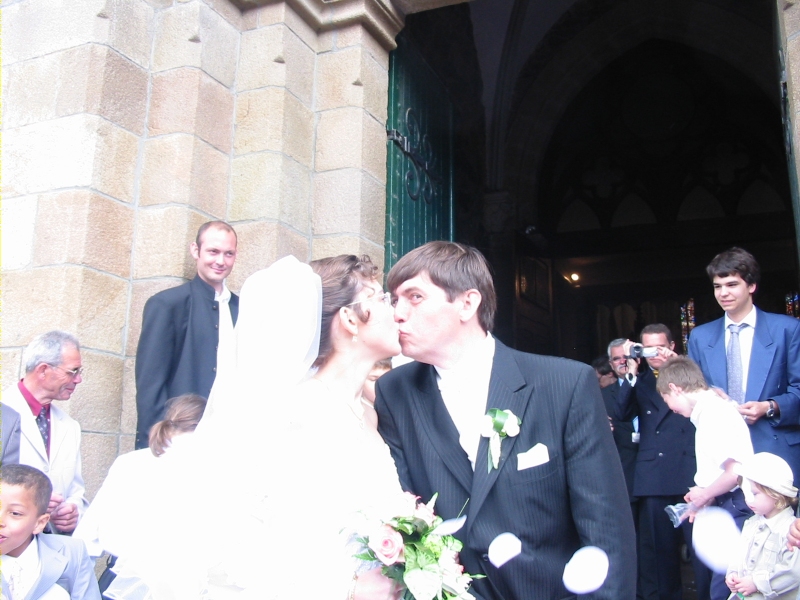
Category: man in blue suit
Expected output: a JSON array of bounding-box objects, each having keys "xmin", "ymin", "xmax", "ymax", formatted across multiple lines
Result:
[{"xmin": 688, "ymin": 247, "xmax": 800, "ymax": 486}]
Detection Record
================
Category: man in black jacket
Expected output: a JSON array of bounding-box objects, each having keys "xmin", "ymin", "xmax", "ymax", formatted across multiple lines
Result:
[{"xmin": 134, "ymin": 221, "xmax": 238, "ymax": 448}]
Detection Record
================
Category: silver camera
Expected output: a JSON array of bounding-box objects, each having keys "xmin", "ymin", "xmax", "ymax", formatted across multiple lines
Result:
[{"xmin": 628, "ymin": 343, "xmax": 658, "ymax": 359}]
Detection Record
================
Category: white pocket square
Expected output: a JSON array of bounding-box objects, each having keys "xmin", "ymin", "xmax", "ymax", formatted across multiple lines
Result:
[{"xmin": 517, "ymin": 443, "xmax": 550, "ymax": 470}]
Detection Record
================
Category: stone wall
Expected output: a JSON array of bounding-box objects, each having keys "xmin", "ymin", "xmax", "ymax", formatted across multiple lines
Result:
[{"xmin": 1, "ymin": 0, "xmax": 407, "ymax": 498}]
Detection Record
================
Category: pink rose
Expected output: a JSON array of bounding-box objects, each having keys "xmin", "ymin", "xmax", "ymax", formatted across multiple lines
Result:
[
  {"xmin": 368, "ymin": 525, "xmax": 405, "ymax": 565},
  {"xmin": 414, "ymin": 501, "xmax": 436, "ymax": 527}
]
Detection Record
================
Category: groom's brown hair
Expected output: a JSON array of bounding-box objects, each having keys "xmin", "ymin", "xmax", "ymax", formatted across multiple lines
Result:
[{"xmin": 387, "ymin": 241, "xmax": 496, "ymax": 333}]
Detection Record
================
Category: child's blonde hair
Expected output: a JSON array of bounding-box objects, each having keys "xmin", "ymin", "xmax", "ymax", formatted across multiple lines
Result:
[
  {"xmin": 655, "ymin": 356, "xmax": 708, "ymax": 395},
  {"xmin": 751, "ymin": 480, "xmax": 799, "ymax": 510}
]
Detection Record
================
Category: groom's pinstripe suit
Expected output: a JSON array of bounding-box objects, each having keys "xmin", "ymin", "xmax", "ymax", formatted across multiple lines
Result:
[{"xmin": 376, "ymin": 340, "xmax": 636, "ymax": 600}]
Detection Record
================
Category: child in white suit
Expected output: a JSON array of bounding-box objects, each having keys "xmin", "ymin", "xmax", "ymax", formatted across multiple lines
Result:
[{"xmin": 725, "ymin": 453, "xmax": 800, "ymax": 600}]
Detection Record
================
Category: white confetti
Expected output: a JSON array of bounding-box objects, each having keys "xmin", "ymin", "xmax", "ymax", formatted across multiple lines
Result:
[
  {"xmin": 692, "ymin": 507, "xmax": 740, "ymax": 573},
  {"xmin": 562, "ymin": 546, "xmax": 609, "ymax": 594},
  {"xmin": 487, "ymin": 532, "xmax": 522, "ymax": 568},
  {"xmin": 432, "ymin": 515, "xmax": 467, "ymax": 536}
]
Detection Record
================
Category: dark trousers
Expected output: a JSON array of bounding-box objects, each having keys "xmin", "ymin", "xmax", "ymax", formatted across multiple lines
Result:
[
  {"xmin": 708, "ymin": 489, "xmax": 753, "ymax": 600},
  {"xmin": 638, "ymin": 495, "xmax": 694, "ymax": 600}
]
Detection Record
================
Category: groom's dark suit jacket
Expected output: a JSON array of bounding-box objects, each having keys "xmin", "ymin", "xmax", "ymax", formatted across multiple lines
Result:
[{"xmin": 376, "ymin": 341, "xmax": 636, "ymax": 600}]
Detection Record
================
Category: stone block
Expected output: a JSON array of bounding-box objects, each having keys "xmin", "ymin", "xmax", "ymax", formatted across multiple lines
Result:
[
  {"xmin": 231, "ymin": 153, "xmax": 311, "ymax": 229},
  {"xmin": 3, "ymin": 115, "xmax": 96, "ymax": 199},
  {"xmin": 1, "ymin": 266, "xmax": 128, "ymax": 354},
  {"xmin": 126, "ymin": 278, "xmax": 185, "ymax": 356},
  {"xmin": 102, "ymin": 0, "xmax": 155, "ymax": 69},
  {"xmin": 133, "ymin": 207, "xmax": 207, "ymax": 278},
  {"xmin": 202, "ymin": 0, "xmax": 244, "ymax": 30},
  {"xmin": 312, "ymin": 169, "xmax": 385, "ymax": 242},
  {"xmin": 277, "ymin": 224, "xmax": 311, "ymax": 262},
  {"xmin": 152, "ymin": 1, "xmax": 238, "ymax": 87},
  {"xmin": 784, "ymin": 4, "xmax": 800, "ymax": 40},
  {"xmin": 33, "ymin": 190, "xmax": 135, "ymax": 278},
  {"xmin": 3, "ymin": 0, "xmax": 106, "ymax": 65},
  {"xmin": 234, "ymin": 88, "xmax": 313, "ymax": 166},
  {"xmin": 119, "ymin": 435, "xmax": 136, "ymax": 455},
  {"xmin": 141, "ymin": 135, "xmax": 229, "ymax": 215},
  {"xmin": 362, "ymin": 113, "xmax": 387, "ymax": 184},
  {"xmin": 3, "ymin": 44, "xmax": 147, "ymax": 134},
  {"xmin": 80, "ymin": 432, "xmax": 118, "ymax": 501},
  {"xmin": 0, "ymin": 349, "xmax": 22, "ymax": 390},
  {"xmin": 311, "ymin": 235, "xmax": 384, "ymax": 268},
  {"xmin": 255, "ymin": 2, "xmax": 323, "ymax": 53},
  {"xmin": 93, "ymin": 118, "xmax": 140, "ymax": 203},
  {"xmin": 121, "ymin": 357, "xmax": 137, "ymax": 434},
  {"xmin": 332, "ymin": 22, "xmax": 390, "ymax": 71},
  {"xmin": 316, "ymin": 46, "xmax": 388, "ymax": 121},
  {"xmin": 149, "ymin": 68, "xmax": 234, "ymax": 153},
  {"xmin": 1, "ymin": 195, "xmax": 38, "ymax": 271},
  {"xmin": 67, "ymin": 350, "xmax": 123, "ymax": 433},
  {"xmin": 316, "ymin": 107, "xmax": 386, "ymax": 180},
  {"xmin": 239, "ymin": 25, "xmax": 314, "ymax": 106}
]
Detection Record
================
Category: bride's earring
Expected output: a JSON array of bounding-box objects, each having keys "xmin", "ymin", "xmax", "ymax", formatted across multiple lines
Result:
[{"xmin": 352, "ymin": 330, "xmax": 358, "ymax": 343}]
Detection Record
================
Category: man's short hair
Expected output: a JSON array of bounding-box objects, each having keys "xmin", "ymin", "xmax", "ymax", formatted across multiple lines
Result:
[
  {"xmin": 706, "ymin": 247, "xmax": 760, "ymax": 287},
  {"xmin": 0, "ymin": 464, "xmax": 53, "ymax": 516},
  {"xmin": 640, "ymin": 323, "xmax": 673, "ymax": 344},
  {"xmin": 592, "ymin": 355, "xmax": 613, "ymax": 376},
  {"xmin": 655, "ymin": 356, "xmax": 708, "ymax": 395},
  {"xmin": 607, "ymin": 338, "xmax": 626, "ymax": 357},
  {"xmin": 386, "ymin": 241, "xmax": 497, "ymax": 333},
  {"xmin": 22, "ymin": 331, "xmax": 80, "ymax": 374},
  {"xmin": 195, "ymin": 221, "xmax": 237, "ymax": 248}
]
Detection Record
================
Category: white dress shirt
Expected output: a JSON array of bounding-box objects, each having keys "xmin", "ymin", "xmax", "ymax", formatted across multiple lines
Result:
[
  {"xmin": 724, "ymin": 305, "xmax": 757, "ymax": 400},
  {"xmin": 215, "ymin": 282, "xmax": 235, "ymax": 380},
  {"xmin": 435, "ymin": 333, "xmax": 496, "ymax": 469},
  {"xmin": 3, "ymin": 534, "xmax": 42, "ymax": 600}
]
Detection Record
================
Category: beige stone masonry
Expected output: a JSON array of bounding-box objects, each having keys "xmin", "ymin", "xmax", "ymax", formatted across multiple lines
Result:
[
  {"xmin": 140, "ymin": 134, "xmax": 229, "ymax": 215},
  {"xmin": 239, "ymin": 24, "xmax": 315, "ymax": 105},
  {"xmin": 65, "ymin": 351, "xmax": 124, "ymax": 433},
  {"xmin": 133, "ymin": 207, "xmax": 209, "ymax": 279},
  {"xmin": 1, "ymin": 195, "xmax": 38, "ymax": 271},
  {"xmin": 2, "ymin": 266, "xmax": 128, "ymax": 354},
  {"xmin": 315, "ymin": 106, "xmax": 386, "ymax": 182},
  {"xmin": 79, "ymin": 432, "xmax": 119, "ymax": 498},
  {"xmin": 311, "ymin": 234, "xmax": 384, "ymax": 267},
  {"xmin": 33, "ymin": 190, "xmax": 135, "ymax": 279},
  {"xmin": 152, "ymin": 1, "xmax": 239, "ymax": 86},
  {"xmin": 312, "ymin": 168, "xmax": 385, "ymax": 241},
  {"xmin": 149, "ymin": 67, "xmax": 234, "ymax": 154},
  {"xmin": 234, "ymin": 88, "xmax": 314, "ymax": 166},
  {"xmin": 0, "ymin": 350, "xmax": 23, "ymax": 391},
  {"xmin": 3, "ymin": 114, "xmax": 138, "ymax": 203},
  {"xmin": 121, "ymin": 358, "xmax": 138, "ymax": 435},
  {"xmin": 230, "ymin": 152, "xmax": 311, "ymax": 229}
]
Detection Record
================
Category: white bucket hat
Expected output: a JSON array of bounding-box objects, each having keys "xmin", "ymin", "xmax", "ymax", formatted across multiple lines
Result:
[{"xmin": 734, "ymin": 452, "xmax": 798, "ymax": 498}]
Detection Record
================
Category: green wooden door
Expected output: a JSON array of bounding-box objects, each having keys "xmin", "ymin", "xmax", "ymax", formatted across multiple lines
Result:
[{"xmin": 385, "ymin": 34, "xmax": 455, "ymax": 272}]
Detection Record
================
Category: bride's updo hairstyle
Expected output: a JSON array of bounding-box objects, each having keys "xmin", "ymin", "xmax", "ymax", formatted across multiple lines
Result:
[
  {"xmin": 310, "ymin": 254, "xmax": 379, "ymax": 368},
  {"xmin": 148, "ymin": 393, "xmax": 207, "ymax": 457}
]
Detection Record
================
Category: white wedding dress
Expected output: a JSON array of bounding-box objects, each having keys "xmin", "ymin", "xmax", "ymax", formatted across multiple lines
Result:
[{"xmin": 105, "ymin": 256, "xmax": 403, "ymax": 600}]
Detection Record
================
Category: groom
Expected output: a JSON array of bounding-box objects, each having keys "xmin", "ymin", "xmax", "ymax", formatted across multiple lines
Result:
[{"xmin": 375, "ymin": 242, "xmax": 635, "ymax": 600}]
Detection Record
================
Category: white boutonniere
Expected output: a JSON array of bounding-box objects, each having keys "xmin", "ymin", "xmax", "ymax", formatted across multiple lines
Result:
[{"xmin": 480, "ymin": 409, "xmax": 521, "ymax": 473}]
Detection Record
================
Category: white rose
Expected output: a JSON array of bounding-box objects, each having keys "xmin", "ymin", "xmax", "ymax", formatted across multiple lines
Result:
[
  {"xmin": 503, "ymin": 412, "xmax": 520, "ymax": 437},
  {"xmin": 480, "ymin": 414, "xmax": 496, "ymax": 438}
]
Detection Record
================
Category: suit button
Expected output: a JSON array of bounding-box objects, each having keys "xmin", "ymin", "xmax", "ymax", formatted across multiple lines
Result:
[
  {"xmin": 656, "ymin": 431, "xmax": 660, "ymax": 435},
  {"xmin": 213, "ymin": 367, "xmax": 217, "ymax": 372},
  {"xmin": 215, "ymin": 324, "xmax": 219, "ymax": 329},
  {"xmin": 213, "ymin": 305, "xmax": 218, "ymax": 310},
  {"xmin": 646, "ymin": 410, "xmax": 652, "ymax": 415},
  {"xmin": 482, "ymin": 554, "xmax": 490, "ymax": 562},
  {"xmin": 658, "ymin": 452, "xmax": 664, "ymax": 457}
]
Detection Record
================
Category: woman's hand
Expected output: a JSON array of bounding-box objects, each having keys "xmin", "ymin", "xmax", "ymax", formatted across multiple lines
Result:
[{"xmin": 353, "ymin": 568, "xmax": 404, "ymax": 600}]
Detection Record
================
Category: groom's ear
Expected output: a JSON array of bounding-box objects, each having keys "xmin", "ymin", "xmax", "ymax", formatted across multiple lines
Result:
[{"xmin": 458, "ymin": 289, "xmax": 482, "ymax": 323}]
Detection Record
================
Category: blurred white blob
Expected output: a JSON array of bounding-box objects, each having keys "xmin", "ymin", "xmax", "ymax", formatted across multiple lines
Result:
[
  {"xmin": 432, "ymin": 515, "xmax": 467, "ymax": 536},
  {"xmin": 487, "ymin": 533, "xmax": 522, "ymax": 567},
  {"xmin": 692, "ymin": 507, "xmax": 740, "ymax": 573},
  {"xmin": 562, "ymin": 546, "xmax": 609, "ymax": 594}
]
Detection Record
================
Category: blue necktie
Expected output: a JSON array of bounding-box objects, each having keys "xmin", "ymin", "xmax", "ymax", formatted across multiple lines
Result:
[{"xmin": 727, "ymin": 323, "xmax": 748, "ymax": 404}]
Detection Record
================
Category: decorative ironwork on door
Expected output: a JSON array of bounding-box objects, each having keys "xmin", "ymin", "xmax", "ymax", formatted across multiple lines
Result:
[{"xmin": 385, "ymin": 34, "xmax": 454, "ymax": 272}]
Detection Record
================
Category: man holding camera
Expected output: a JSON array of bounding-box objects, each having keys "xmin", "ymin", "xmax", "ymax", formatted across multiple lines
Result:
[{"xmin": 613, "ymin": 324, "xmax": 703, "ymax": 600}]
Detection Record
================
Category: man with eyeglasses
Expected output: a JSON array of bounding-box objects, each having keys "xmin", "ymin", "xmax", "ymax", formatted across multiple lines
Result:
[{"xmin": 1, "ymin": 330, "xmax": 88, "ymax": 533}]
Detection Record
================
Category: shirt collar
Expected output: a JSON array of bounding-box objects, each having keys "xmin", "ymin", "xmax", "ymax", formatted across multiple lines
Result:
[
  {"xmin": 18, "ymin": 381, "xmax": 45, "ymax": 418},
  {"xmin": 215, "ymin": 280, "xmax": 231, "ymax": 303},
  {"xmin": 724, "ymin": 305, "xmax": 757, "ymax": 328},
  {"xmin": 764, "ymin": 506, "xmax": 796, "ymax": 532},
  {"xmin": 4, "ymin": 531, "xmax": 41, "ymax": 572}
]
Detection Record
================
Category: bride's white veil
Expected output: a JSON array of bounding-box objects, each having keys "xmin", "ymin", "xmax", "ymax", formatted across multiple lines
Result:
[{"xmin": 106, "ymin": 256, "xmax": 322, "ymax": 600}]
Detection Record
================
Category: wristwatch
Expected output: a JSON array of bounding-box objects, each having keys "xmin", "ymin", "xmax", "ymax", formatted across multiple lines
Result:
[{"xmin": 766, "ymin": 400, "xmax": 776, "ymax": 418}]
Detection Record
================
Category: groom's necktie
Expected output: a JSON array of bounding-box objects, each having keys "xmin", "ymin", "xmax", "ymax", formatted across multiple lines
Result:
[{"xmin": 727, "ymin": 323, "xmax": 749, "ymax": 404}]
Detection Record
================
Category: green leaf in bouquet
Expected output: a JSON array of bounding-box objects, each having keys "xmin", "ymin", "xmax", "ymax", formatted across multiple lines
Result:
[
  {"xmin": 353, "ymin": 551, "xmax": 376, "ymax": 561},
  {"xmin": 404, "ymin": 566, "xmax": 443, "ymax": 600}
]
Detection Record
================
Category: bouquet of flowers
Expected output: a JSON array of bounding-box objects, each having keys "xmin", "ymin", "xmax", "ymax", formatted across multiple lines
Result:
[{"xmin": 355, "ymin": 493, "xmax": 479, "ymax": 600}]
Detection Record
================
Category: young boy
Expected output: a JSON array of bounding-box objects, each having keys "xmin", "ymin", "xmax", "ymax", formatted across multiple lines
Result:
[
  {"xmin": 1, "ymin": 464, "xmax": 101, "ymax": 600},
  {"xmin": 360, "ymin": 359, "xmax": 392, "ymax": 430},
  {"xmin": 656, "ymin": 355, "xmax": 755, "ymax": 600}
]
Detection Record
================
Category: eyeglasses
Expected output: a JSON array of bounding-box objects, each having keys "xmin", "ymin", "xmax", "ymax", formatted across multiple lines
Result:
[
  {"xmin": 48, "ymin": 364, "xmax": 84, "ymax": 379},
  {"xmin": 345, "ymin": 291, "xmax": 392, "ymax": 307}
]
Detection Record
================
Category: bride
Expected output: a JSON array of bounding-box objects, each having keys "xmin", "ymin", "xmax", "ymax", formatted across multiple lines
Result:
[{"xmin": 106, "ymin": 255, "xmax": 406, "ymax": 600}]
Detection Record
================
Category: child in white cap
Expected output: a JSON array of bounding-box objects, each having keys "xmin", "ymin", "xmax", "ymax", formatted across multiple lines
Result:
[{"xmin": 725, "ymin": 452, "xmax": 800, "ymax": 600}]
